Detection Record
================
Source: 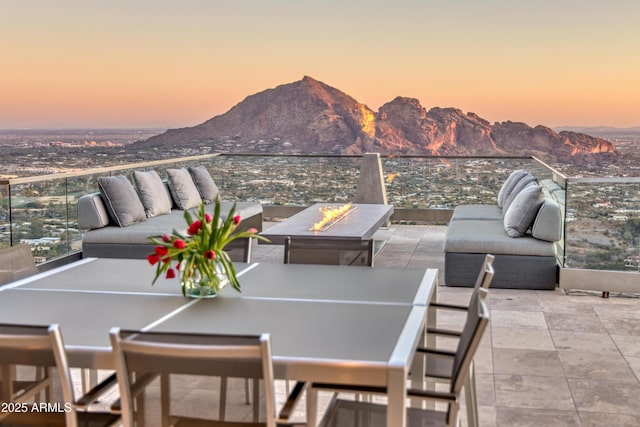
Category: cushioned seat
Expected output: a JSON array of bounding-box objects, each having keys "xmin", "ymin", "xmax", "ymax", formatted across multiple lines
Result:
[
  {"xmin": 444, "ymin": 219, "xmax": 556, "ymax": 257},
  {"xmin": 449, "ymin": 204, "xmax": 503, "ymax": 221}
]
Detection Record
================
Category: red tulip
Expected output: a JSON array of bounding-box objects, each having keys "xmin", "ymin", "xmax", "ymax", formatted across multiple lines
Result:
[
  {"xmin": 233, "ymin": 215, "xmax": 241, "ymax": 225},
  {"xmin": 204, "ymin": 250, "xmax": 216, "ymax": 259},
  {"xmin": 147, "ymin": 253, "xmax": 160, "ymax": 265},
  {"xmin": 187, "ymin": 220, "xmax": 202, "ymax": 235},
  {"xmin": 165, "ymin": 268, "xmax": 176, "ymax": 279},
  {"xmin": 162, "ymin": 234, "xmax": 171, "ymax": 243},
  {"xmin": 155, "ymin": 246, "xmax": 169, "ymax": 256},
  {"xmin": 205, "ymin": 213, "xmax": 213, "ymax": 223},
  {"xmin": 173, "ymin": 239, "xmax": 186, "ymax": 249}
]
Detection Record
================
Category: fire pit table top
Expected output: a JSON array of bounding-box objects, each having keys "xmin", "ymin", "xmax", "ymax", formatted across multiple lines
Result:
[{"xmin": 260, "ymin": 203, "xmax": 394, "ymax": 245}]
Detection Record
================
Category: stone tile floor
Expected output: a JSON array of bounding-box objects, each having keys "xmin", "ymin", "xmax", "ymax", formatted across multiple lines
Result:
[
  {"xmin": 252, "ymin": 224, "xmax": 640, "ymax": 427},
  {"xmin": 37, "ymin": 224, "xmax": 640, "ymax": 426}
]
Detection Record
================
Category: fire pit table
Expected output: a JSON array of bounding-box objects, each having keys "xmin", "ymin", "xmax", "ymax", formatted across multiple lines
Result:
[{"xmin": 260, "ymin": 203, "xmax": 394, "ymax": 266}]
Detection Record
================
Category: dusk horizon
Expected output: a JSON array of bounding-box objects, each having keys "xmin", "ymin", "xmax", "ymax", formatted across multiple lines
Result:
[{"xmin": 2, "ymin": 1, "xmax": 639, "ymax": 129}]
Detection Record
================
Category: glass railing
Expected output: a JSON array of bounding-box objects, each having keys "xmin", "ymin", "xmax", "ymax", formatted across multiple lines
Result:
[
  {"xmin": 0, "ymin": 154, "xmax": 222, "ymax": 262},
  {"xmin": 564, "ymin": 177, "xmax": 640, "ymax": 272},
  {"xmin": 0, "ymin": 154, "xmax": 539, "ymax": 261},
  {"xmin": 212, "ymin": 154, "xmax": 536, "ymax": 209},
  {"xmin": 4, "ymin": 153, "xmax": 638, "ymax": 285}
]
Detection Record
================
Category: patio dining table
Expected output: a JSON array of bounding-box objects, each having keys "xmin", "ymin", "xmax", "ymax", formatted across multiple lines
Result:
[{"xmin": 0, "ymin": 258, "xmax": 438, "ymax": 427}]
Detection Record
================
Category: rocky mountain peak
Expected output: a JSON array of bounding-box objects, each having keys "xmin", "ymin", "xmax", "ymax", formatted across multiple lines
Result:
[{"xmin": 134, "ymin": 77, "xmax": 616, "ymax": 164}]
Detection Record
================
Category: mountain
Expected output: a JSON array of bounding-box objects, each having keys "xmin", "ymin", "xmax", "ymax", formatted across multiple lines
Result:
[{"xmin": 133, "ymin": 76, "xmax": 616, "ymax": 164}]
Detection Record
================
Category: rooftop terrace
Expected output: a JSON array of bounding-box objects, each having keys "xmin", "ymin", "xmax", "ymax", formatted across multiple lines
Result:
[
  {"xmin": 104, "ymin": 225, "xmax": 638, "ymax": 426},
  {"xmin": 2, "ymin": 153, "xmax": 639, "ymax": 425},
  {"xmin": 253, "ymin": 223, "xmax": 640, "ymax": 427}
]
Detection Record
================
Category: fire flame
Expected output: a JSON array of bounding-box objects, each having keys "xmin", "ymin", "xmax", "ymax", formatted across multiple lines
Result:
[
  {"xmin": 311, "ymin": 203, "xmax": 353, "ymax": 231},
  {"xmin": 386, "ymin": 172, "xmax": 399, "ymax": 183}
]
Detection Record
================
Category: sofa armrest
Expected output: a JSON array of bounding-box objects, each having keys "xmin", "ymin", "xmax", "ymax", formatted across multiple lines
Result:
[{"xmin": 78, "ymin": 193, "xmax": 111, "ymax": 230}]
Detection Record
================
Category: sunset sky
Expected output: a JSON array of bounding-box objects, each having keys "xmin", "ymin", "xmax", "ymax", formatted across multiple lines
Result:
[{"xmin": 2, "ymin": 0, "xmax": 639, "ymax": 129}]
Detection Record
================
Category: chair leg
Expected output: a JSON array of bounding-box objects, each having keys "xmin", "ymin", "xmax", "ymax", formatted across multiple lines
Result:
[
  {"xmin": 160, "ymin": 373, "xmax": 170, "ymax": 427},
  {"xmin": 464, "ymin": 361, "xmax": 479, "ymax": 427},
  {"xmin": 1, "ymin": 364, "xmax": 13, "ymax": 402},
  {"xmin": 252, "ymin": 378, "xmax": 260, "ymax": 422},
  {"xmin": 219, "ymin": 376, "xmax": 227, "ymax": 420},
  {"xmin": 244, "ymin": 378, "xmax": 251, "ymax": 404}
]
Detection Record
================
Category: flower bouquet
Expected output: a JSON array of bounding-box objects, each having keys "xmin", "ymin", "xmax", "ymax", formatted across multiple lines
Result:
[{"xmin": 147, "ymin": 198, "xmax": 269, "ymax": 297}]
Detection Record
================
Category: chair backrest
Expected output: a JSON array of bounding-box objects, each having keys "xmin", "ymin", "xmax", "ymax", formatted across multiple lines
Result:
[
  {"xmin": 0, "ymin": 244, "xmax": 38, "ymax": 286},
  {"xmin": 110, "ymin": 328, "xmax": 277, "ymax": 427},
  {"xmin": 0, "ymin": 323, "xmax": 58, "ymax": 367},
  {"xmin": 450, "ymin": 287, "xmax": 490, "ymax": 395},
  {"xmin": 472, "ymin": 254, "xmax": 495, "ymax": 291},
  {"xmin": 0, "ymin": 323, "xmax": 78, "ymax": 426}
]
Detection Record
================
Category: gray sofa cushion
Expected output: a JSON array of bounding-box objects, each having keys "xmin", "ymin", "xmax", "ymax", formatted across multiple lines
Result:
[
  {"xmin": 82, "ymin": 202, "xmax": 264, "ymax": 247},
  {"xmin": 531, "ymin": 196, "xmax": 562, "ymax": 242},
  {"xmin": 132, "ymin": 170, "xmax": 173, "ymax": 218},
  {"xmin": 450, "ymin": 204, "xmax": 503, "ymax": 221},
  {"xmin": 503, "ymin": 183, "xmax": 544, "ymax": 237},
  {"xmin": 166, "ymin": 168, "xmax": 202, "ymax": 210},
  {"xmin": 497, "ymin": 169, "xmax": 529, "ymax": 208},
  {"xmin": 502, "ymin": 174, "xmax": 538, "ymax": 214},
  {"xmin": 77, "ymin": 193, "xmax": 111, "ymax": 230},
  {"xmin": 444, "ymin": 219, "xmax": 556, "ymax": 257},
  {"xmin": 82, "ymin": 209, "xmax": 189, "ymax": 245},
  {"xmin": 188, "ymin": 166, "xmax": 220, "ymax": 204},
  {"xmin": 97, "ymin": 175, "xmax": 147, "ymax": 227}
]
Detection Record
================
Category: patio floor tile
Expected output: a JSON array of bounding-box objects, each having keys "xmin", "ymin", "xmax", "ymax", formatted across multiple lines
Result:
[
  {"xmin": 558, "ymin": 352, "xmax": 637, "ymax": 382},
  {"xmin": 494, "ymin": 374, "xmax": 574, "ymax": 410},
  {"xmin": 550, "ymin": 330, "xmax": 619, "ymax": 353},
  {"xmin": 492, "ymin": 348, "xmax": 564, "ymax": 377}
]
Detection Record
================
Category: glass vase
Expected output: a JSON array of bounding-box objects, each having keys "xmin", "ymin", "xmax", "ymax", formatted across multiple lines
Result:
[{"xmin": 181, "ymin": 262, "xmax": 229, "ymax": 299}]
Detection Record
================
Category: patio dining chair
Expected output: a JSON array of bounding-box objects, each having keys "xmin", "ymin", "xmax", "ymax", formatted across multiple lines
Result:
[
  {"xmin": 110, "ymin": 328, "xmax": 307, "ymax": 427},
  {"xmin": 317, "ymin": 288, "xmax": 491, "ymax": 427},
  {"xmin": 0, "ymin": 323, "xmax": 121, "ymax": 427},
  {"xmin": 429, "ymin": 254, "xmax": 494, "ymax": 320},
  {"xmin": 0, "ymin": 244, "xmax": 51, "ymax": 406},
  {"xmin": 0, "ymin": 243, "xmax": 38, "ymax": 286},
  {"xmin": 420, "ymin": 253, "xmax": 494, "ymax": 427}
]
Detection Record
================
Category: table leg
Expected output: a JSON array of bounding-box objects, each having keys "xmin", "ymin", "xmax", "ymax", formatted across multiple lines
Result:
[
  {"xmin": 387, "ymin": 365, "xmax": 407, "ymax": 427},
  {"xmin": 306, "ymin": 385, "xmax": 318, "ymax": 427}
]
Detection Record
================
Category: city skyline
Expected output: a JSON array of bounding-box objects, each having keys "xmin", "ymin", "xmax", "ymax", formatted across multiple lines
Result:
[{"xmin": 2, "ymin": 0, "xmax": 639, "ymax": 129}]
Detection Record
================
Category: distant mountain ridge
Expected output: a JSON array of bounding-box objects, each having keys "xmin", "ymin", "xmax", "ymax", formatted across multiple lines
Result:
[{"xmin": 134, "ymin": 76, "xmax": 616, "ymax": 164}]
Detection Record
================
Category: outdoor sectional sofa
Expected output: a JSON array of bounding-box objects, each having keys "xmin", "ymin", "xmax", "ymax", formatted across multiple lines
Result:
[
  {"xmin": 444, "ymin": 169, "xmax": 564, "ymax": 290},
  {"xmin": 78, "ymin": 166, "xmax": 262, "ymax": 261}
]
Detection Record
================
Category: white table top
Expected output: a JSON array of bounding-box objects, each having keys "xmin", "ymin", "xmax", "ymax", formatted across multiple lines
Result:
[{"xmin": 1, "ymin": 257, "xmax": 437, "ymax": 427}]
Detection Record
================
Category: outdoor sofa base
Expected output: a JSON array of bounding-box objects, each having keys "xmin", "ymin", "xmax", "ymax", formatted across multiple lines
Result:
[{"xmin": 445, "ymin": 252, "xmax": 558, "ymax": 290}]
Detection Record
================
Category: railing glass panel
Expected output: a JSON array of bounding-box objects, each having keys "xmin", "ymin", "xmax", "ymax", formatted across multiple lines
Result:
[{"xmin": 564, "ymin": 178, "xmax": 640, "ymax": 272}]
